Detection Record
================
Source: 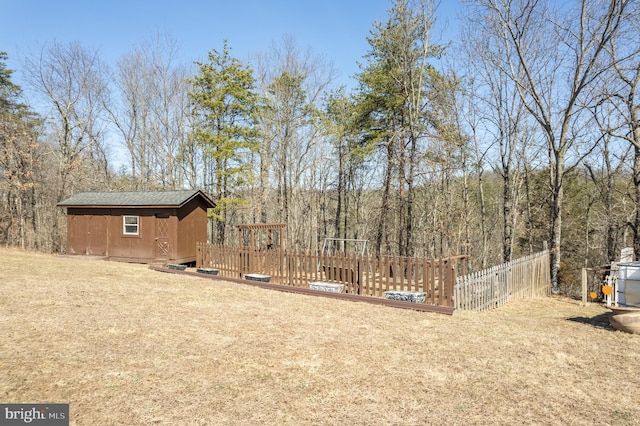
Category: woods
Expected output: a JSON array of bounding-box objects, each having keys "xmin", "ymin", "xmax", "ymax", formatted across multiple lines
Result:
[{"xmin": 1, "ymin": 0, "xmax": 639, "ymax": 296}]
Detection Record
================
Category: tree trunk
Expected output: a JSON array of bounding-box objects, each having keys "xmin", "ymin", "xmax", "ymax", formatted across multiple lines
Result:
[
  {"xmin": 375, "ymin": 140, "xmax": 393, "ymax": 256},
  {"xmin": 633, "ymin": 146, "xmax": 640, "ymax": 260},
  {"xmin": 406, "ymin": 127, "xmax": 418, "ymax": 258},
  {"xmin": 502, "ymin": 173, "xmax": 513, "ymax": 262},
  {"xmin": 549, "ymin": 163, "xmax": 564, "ymax": 294},
  {"xmin": 334, "ymin": 145, "xmax": 344, "ymax": 238}
]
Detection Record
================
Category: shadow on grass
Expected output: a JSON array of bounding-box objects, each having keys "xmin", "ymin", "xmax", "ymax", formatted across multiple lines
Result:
[{"xmin": 566, "ymin": 312, "xmax": 614, "ymax": 331}]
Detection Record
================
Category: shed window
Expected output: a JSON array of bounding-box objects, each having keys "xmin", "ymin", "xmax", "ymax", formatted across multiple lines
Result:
[{"xmin": 123, "ymin": 215, "xmax": 139, "ymax": 235}]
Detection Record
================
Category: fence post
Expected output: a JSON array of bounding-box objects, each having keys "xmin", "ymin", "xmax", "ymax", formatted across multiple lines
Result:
[
  {"xmin": 448, "ymin": 259, "xmax": 456, "ymax": 307},
  {"xmin": 581, "ymin": 267, "xmax": 588, "ymax": 306}
]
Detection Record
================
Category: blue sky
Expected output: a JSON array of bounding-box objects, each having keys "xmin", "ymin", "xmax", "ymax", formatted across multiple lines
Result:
[{"xmin": 1, "ymin": 0, "xmax": 462, "ymax": 89}]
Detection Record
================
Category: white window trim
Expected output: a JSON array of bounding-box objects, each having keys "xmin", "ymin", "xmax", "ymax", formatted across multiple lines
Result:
[{"xmin": 123, "ymin": 215, "xmax": 139, "ymax": 236}]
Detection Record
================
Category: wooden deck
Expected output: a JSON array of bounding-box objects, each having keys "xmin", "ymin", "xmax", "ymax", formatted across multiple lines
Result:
[
  {"xmin": 151, "ymin": 265, "xmax": 456, "ymax": 315},
  {"xmin": 195, "ymin": 243, "xmax": 467, "ymax": 309}
]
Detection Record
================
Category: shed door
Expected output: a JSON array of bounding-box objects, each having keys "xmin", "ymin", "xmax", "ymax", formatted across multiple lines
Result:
[
  {"xmin": 87, "ymin": 215, "xmax": 108, "ymax": 255},
  {"xmin": 68, "ymin": 215, "xmax": 107, "ymax": 256},
  {"xmin": 156, "ymin": 215, "xmax": 169, "ymax": 258}
]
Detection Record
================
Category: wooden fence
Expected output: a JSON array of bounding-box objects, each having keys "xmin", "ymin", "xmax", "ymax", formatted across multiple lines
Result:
[
  {"xmin": 454, "ymin": 250, "xmax": 551, "ymax": 311},
  {"xmin": 196, "ymin": 242, "xmax": 467, "ymax": 307}
]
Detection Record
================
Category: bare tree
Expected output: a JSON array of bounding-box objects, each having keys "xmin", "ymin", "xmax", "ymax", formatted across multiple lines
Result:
[
  {"xmin": 461, "ymin": 15, "xmax": 538, "ymax": 263},
  {"xmin": 594, "ymin": 2, "xmax": 640, "ymax": 259},
  {"xmin": 23, "ymin": 41, "xmax": 110, "ymax": 251},
  {"xmin": 582, "ymin": 131, "xmax": 629, "ymax": 263},
  {"xmin": 25, "ymin": 41, "xmax": 110, "ymax": 196},
  {"xmin": 109, "ymin": 33, "xmax": 190, "ymax": 190},
  {"xmin": 252, "ymin": 35, "xmax": 336, "ymax": 247},
  {"xmin": 468, "ymin": 0, "xmax": 629, "ymax": 292}
]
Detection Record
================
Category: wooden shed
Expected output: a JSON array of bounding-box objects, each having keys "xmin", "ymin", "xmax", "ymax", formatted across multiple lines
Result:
[{"xmin": 57, "ymin": 190, "xmax": 215, "ymax": 264}]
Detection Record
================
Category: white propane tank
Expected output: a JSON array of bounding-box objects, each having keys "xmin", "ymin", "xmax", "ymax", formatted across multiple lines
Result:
[{"xmin": 617, "ymin": 262, "xmax": 640, "ymax": 307}]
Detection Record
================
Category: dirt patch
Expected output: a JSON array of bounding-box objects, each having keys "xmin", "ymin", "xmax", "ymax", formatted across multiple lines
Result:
[{"xmin": 1, "ymin": 248, "xmax": 639, "ymax": 425}]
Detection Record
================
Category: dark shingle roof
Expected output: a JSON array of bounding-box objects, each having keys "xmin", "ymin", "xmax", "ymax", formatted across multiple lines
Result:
[{"xmin": 57, "ymin": 190, "xmax": 215, "ymax": 208}]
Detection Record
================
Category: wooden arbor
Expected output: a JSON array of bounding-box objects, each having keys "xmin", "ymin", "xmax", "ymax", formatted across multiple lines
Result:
[
  {"xmin": 237, "ymin": 223, "xmax": 286, "ymax": 251},
  {"xmin": 236, "ymin": 223, "xmax": 286, "ymax": 277}
]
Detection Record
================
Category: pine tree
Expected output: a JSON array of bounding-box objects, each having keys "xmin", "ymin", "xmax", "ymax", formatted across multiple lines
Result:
[
  {"xmin": 188, "ymin": 41, "xmax": 259, "ymax": 244},
  {"xmin": 355, "ymin": 0, "xmax": 445, "ymax": 256},
  {"xmin": 0, "ymin": 52, "xmax": 42, "ymax": 248}
]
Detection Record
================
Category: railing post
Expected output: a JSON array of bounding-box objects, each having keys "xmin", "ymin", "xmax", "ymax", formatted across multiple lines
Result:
[{"xmin": 449, "ymin": 259, "xmax": 456, "ymax": 307}]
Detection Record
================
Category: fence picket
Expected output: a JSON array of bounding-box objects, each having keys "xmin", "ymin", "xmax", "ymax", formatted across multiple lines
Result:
[{"xmin": 454, "ymin": 250, "xmax": 551, "ymax": 312}]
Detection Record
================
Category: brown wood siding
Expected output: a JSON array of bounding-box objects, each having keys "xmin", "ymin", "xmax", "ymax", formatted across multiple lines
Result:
[
  {"xmin": 107, "ymin": 209, "xmax": 157, "ymax": 261},
  {"xmin": 176, "ymin": 198, "xmax": 208, "ymax": 262},
  {"xmin": 64, "ymin": 193, "xmax": 211, "ymax": 264},
  {"xmin": 67, "ymin": 214, "xmax": 88, "ymax": 255},
  {"xmin": 163, "ymin": 211, "xmax": 179, "ymax": 261},
  {"xmin": 66, "ymin": 208, "xmax": 110, "ymax": 256},
  {"xmin": 86, "ymin": 215, "xmax": 108, "ymax": 255}
]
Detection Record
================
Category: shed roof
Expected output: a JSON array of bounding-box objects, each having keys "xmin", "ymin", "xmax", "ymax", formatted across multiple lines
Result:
[{"xmin": 57, "ymin": 190, "xmax": 216, "ymax": 209}]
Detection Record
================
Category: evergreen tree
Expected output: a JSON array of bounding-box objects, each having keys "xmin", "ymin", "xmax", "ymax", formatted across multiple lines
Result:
[
  {"xmin": 189, "ymin": 41, "xmax": 259, "ymax": 244},
  {"xmin": 0, "ymin": 52, "xmax": 42, "ymax": 248},
  {"xmin": 355, "ymin": 0, "xmax": 445, "ymax": 256}
]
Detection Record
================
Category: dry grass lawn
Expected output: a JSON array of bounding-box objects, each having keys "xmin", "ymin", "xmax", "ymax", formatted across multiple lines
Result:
[{"xmin": 1, "ymin": 247, "xmax": 639, "ymax": 425}]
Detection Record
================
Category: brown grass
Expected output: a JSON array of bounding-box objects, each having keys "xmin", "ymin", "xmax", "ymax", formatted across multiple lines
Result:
[{"xmin": 1, "ymin": 247, "xmax": 639, "ymax": 425}]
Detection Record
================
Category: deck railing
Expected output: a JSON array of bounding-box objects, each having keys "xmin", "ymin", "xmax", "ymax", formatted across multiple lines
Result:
[{"xmin": 196, "ymin": 242, "xmax": 467, "ymax": 307}]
